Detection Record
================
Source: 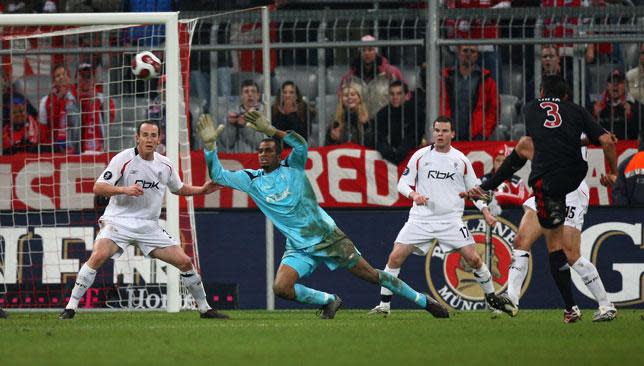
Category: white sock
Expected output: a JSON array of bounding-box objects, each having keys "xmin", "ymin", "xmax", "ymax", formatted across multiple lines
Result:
[
  {"xmin": 507, "ymin": 250, "xmax": 530, "ymax": 305},
  {"xmin": 474, "ymin": 263, "xmax": 495, "ymax": 295},
  {"xmin": 181, "ymin": 269, "xmax": 210, "ymax": 312},
  {"xmin": 380, "ymin": 265, "xmax": 400, "ymax": 298},
  {"xmin": 66, "ymin": 263, "xmax": 97, "ymax": 310},
  {"xmin": 572, "ymin": 257, "xmax": 610, "ymax": 307}
]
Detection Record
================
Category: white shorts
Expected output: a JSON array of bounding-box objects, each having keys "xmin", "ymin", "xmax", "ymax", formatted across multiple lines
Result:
[
  {"xmin": 95, "ymin": 218, "xmax": 178, "ymax": 258},
  {"xmin": 522, "ymin": 182, "xmax": 589, "ymax": 230},
  {"xmin": 394, "ymin": 219, "xmax": 475, "ymax": 255}
]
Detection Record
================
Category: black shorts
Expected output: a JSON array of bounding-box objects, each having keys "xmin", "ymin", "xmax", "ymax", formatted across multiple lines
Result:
[{"xmin": 531, "ymin": 169, "xmax": 585, "ymax": 229}]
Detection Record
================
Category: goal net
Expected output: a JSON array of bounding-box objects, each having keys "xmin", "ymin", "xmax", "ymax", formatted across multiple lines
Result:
[{"xmin": 0, "ymin": 13, "xmax": 199, "ymax": 311}]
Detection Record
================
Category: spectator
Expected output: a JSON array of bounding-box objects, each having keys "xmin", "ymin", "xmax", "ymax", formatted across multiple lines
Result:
[
  {"xmin": 339, "ymin": 35, "xmax": 405, "ymax": 117},
  {"xmin": 325, "ymin": 83, "xmax": 371, "ymax": 146},
  {"xmin": 612, "ymin": 131, "xmax": 644, "ymax": 206},
  {"xmin": 626, "ymin": 43, "xmax": 644, "ymax": 105},
  {"xmin": 148, "ymin": 74, "xmax": 167, "ymax": 154},
  {"xmin": 444, "ymin": 0, "xmax": 510, "ymax": 86},
  {"xmin": 439, "ymin": 45, "xmax": 499, "ymax": 141},
  {"xmin": 2, "ymin": 95, "xmax": 40, "ymax": 155},
  {"xmin": 271, "ymin": 81, "xmax": 316, "ymax": 142},
  {"xmin": 592, "ymin": 69, "xmax": 641, "ymax": 140},
  {"xmin": 75, "ymin": 62, "xmax": 115, "ymax": 154},
  {"xmin": 481, "ymin": 145, "xmax": 530, "ymax": 206},
  {"xmin": 218, "ymin": 79, "xmax": 265, "ymax": 153},
  {"xmin": 372, "ymin": 81, "xmax": 422, "ymax": 164},
  {"xmin": 38, "ymin": 64, "xmax": 78, "ymax": 152}
]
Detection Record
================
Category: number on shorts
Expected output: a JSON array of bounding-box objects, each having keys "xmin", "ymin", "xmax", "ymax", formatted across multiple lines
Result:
[
  {"xmin": 565, "ymin": 206, "xmax": 576, "ymax": 219},
  {"xmin": 459, "ymin": 226, "xmax": 470, "ymax": 239}
]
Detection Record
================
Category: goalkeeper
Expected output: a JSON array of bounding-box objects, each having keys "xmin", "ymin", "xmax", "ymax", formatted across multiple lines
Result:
[{"xmin": 197, "ymin": 112, "xmax": 449, "ymax": 319}]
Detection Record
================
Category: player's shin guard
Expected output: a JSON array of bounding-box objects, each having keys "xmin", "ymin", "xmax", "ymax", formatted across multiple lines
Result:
[
  {"xmin": 294, "ymin": 284, "xmax": 335, "ymax": 305},
  {"xmin": 377, "ymin": 270, "xmax": 426, "ymax": 308},
  {"xmin": 548, "ymin": 250, "xmax": 576, "ymax": 311},
  {"xmin": 180, "ymin": 269, "xmax": 210, "ymax": 312},
  {"xmin": 473, "ymin": 263, "xmax": 495, "ymax": 294},
  {"xmin": 572, "ymin": 257, "xmax": 610, "ymax": 307},
  {"xmin": 66, "ymin": 263, "xmax": 97, "ymax": 310},
  {"xmin": 379, "ymin": 265, "xmax": 400, "ymax": 304},
  {"xmin": 508, "ymin": 250, "xmax": 530, "ymax": 305}
]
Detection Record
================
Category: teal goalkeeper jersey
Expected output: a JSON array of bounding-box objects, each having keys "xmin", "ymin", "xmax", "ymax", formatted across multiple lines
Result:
[{"xmin": 204, "ymin": 131, "xmax": 336, "ymax": 250}]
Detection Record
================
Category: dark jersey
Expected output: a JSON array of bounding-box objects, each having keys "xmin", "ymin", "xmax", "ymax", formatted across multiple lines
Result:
[{"xmin": 523, "ymin": 97, "xmax": 604, "ymax": 186}]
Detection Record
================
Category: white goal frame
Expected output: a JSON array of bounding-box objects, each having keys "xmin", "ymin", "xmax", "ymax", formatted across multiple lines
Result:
[{"xmin": 0, "ymin": 12, "xmax": 183, "ymax": 312}]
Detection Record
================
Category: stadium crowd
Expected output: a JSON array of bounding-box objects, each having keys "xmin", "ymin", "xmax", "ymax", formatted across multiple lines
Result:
[{"xmin": 1, "ymin": 0, "xmax": 642, "ymax": 171}]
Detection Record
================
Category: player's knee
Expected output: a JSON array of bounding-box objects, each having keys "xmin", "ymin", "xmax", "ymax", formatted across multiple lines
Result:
[
  {"xmin": 88, "ymin": 248, "xmax": 110, "ymax": 267},
  {"xmin": 272, "ymin": 281, "xmax": 294, "ymax": 299},
  {"xmin": 387, "ymin": 252, "xmax": 404, "ymax": 268},
  {"xmin": 466, "ymin": 255, "xmax": 482, "ymax": 269}
]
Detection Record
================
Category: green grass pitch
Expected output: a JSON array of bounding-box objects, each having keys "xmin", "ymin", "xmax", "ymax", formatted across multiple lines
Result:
[{"xmin": 1, "ymin": 309, "xmax": 643, "ymax": 366}]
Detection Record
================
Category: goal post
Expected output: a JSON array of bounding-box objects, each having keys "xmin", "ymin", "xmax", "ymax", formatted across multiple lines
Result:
[{"xmin": 0, "ymin": 12, "xmax": 190, "ymax": 312}]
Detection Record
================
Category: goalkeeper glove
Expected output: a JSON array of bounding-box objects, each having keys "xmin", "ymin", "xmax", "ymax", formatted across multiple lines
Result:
[
  {"xmin": 196, "ymin": 114, "xmax": 225, "ymax": 151},
  {"xmin": 244, "ymin": 111, "xmax": 276, "ymax": 137}
]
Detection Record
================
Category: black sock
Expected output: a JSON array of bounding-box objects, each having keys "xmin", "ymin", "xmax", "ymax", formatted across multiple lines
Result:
[
  {"xmin": 548, "ymin": 250, "xmax": 576, "ymax": 311},
  {"xmin": 380, "ymin": 295, "xmax": 392, "ymax": 303}
]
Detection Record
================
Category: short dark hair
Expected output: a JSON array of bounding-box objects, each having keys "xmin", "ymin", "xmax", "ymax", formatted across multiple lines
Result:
[
  {"xmin": 540, "ymin": 75, "xmax": 570, "ymax": 99},
  {"xmin": 389, "ymin": 80, "xmax": 408, "ymax": 94},
  {"xmin": 241, "ymin": 79, "xmax": 260, "ymax": 92},
  {"xmin": 136, "ymin": 120, "xmax": 160, "ymax": 135},
  {"xmin": 433, "ymin": 115, "xmax": 454, "ymax": 131},
  {"xmin": 259, "ymin": 137, "xmax": 282, "ymax": 155}
]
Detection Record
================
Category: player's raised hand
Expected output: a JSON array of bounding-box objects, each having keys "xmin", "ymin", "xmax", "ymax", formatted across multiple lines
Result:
[
  {"xmin": 201, "ymin": 181, "xmax": 223, "ymax": 195},
  {"xmin": 244, "ymin": 111, "xmax": 277, "ymax": 137},
  {"xmin": 123, "ymin": 184, "xmax": 144, "ymax": 197},
  {"xmin": 196, "ymin": 114, "xmax": 225, "ymax": 151},
  {"xmin": 600, "ymin": 173, "xmax": 616, "ymax": 187}
]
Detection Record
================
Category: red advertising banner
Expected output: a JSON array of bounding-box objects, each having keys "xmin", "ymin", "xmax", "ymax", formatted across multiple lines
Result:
[{"xmin": 0, "ymin": 141, "xmax": 638, "ymax": 211}]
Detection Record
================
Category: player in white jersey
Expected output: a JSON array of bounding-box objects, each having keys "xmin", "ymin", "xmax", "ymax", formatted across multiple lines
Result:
[
  {"xmin": 501, "ymin": 139, "xmax": 616, "ymax": 322},
  {"xmin": 59, "ymin": 120, "xmax": 228, "ymax": 320},
  {"xmin": 369, "ymin": 116, "xmax": 516, "ymax": 317}
]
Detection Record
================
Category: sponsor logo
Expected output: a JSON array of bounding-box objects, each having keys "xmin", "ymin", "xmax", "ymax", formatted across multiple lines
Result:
[
  {"xmin": 576, "ymin": 222, "xmax": 644, "ymax": 306},
  {"xmin": 103, "ymin": 171, "xmax": 112, "ymax": 180},
  {"xmin": 425, "ymin": 215, "xmax": 531, "ymax": 310},
  {"xmin": 135, "ymin": 179, "xmax": 160, "ymax": 189},
  {"xmin": 427, "ymin": 170, "xmax": 455, "ymax": 180}
]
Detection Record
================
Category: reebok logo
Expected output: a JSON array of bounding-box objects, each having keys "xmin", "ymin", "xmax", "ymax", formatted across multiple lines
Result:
[
  {"xmin": 427, "ymin": 170, "xmax": 455, "ymax": 180},
  {"xmin": 135, "ymin": 179, "xmax": 160, "ymax": 189}
]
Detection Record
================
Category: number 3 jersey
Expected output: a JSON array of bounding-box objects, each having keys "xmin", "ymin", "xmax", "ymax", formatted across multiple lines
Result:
[
  {"xmin": 398, "ymin": 145, "xmax": 479, "ymax": 222},
  {"xmin": 96, "ymin": 147, "xmax": 183, "ymax": 223},
  {"xmin": 523, "ymin": 97, "xmax": 604, "ymax": 186}
]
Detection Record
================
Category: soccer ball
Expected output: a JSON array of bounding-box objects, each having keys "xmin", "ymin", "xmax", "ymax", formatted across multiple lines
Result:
[{"xmin": 131, "ymin": 51, "xmax": 161, "ymax": 80}]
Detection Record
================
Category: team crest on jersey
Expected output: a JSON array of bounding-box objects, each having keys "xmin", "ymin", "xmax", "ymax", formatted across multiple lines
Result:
[
  {"xmin": 403, "ymin": 167, "xmax": 410, "ymax": 176},
  {"xmin": 103, "ymin": 171, "xmax": 112, "ymax": 180},
  {"xmin": 425, "ymin": 215, "xmax": 532, "ymax": 310}
]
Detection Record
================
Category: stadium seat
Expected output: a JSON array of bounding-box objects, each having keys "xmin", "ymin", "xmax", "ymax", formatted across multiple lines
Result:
[
  {"xmin": 622, "ymin": 43, "xmax": 640, "ymax": 70},
  {"xmin": 401, "ymin": 67, "xmax": 419, "ymax": 91},
  {"xmin": 13, "ymin": 74, "xmax": 52, "ymax": 108},
  {"xmin": 213, "ymin": 96, "xmax": 241, "ymax": 125},
  {"xmin": 273, "ymin": 66, "xmax": 319, "ymax": 100},
  {"xmin": 315, "ymin": 94, "xmax": 338, "ymax": 130},
  {"xmin": 499, "ymin": 66, "xmax": 523, "ymax": 99},
  {"xmin": 325, "ymin": 65, "xmax": 347, "ymax": 95},
  {"xmin": 499, "ymin": 94, "xmax": 520, "ymax": 128},
  {"xmin": 510, "ymin": 123, "xmax": 526, "ymax": 140}
]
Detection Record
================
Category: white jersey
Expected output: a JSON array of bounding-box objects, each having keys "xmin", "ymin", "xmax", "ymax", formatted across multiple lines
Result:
[
  {"xmin": 399, "ymin": 145, "xmax": 479, "ymax": 222},
  {"xmin": 96, "ymin": 147, "xmax": 183, "ymax": 224}
]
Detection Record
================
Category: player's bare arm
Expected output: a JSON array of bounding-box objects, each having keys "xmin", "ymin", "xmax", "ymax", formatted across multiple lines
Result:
[
  {"xmin": 176, "ymin": 181, "xmax": 222, "ymax": 196},
  {"xmin": 93, "ymin": 181, "xmax": 143, "ymax": 197},
  {"xmin": 598, "ymin": 132, "xmax": 618, "ymax": 187}
]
